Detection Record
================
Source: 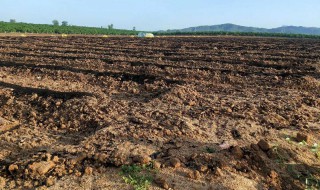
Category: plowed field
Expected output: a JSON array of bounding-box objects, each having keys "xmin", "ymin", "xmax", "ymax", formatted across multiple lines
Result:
[{"xmin": 0, "ymin": 36, "xmax": 319, "ymax": 190}]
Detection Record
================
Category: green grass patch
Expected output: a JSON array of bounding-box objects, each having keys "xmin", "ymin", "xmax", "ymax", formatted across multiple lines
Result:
[
  {"xmin": 120, "ymin": 164, "xmax": 154, "ymax": 190},
  {"xmin": 205, "ymin": 147, "xmax": 216, "ymax": 153}
]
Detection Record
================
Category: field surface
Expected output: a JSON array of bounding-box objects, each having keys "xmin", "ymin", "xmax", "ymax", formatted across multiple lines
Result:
[{"xmin": 0, "ymin": 36, "xmax": 319, "ymax": 190}]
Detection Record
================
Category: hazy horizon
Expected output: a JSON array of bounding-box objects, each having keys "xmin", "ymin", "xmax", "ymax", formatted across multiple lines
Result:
[{"xmin": 1, "ymin": 0, "xmax": 319, "ymax": 31}]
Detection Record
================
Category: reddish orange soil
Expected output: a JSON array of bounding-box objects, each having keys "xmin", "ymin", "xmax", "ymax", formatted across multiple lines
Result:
[{"xmin": 0, "ymin": 36, "xmax": 319, "ymax": 190}]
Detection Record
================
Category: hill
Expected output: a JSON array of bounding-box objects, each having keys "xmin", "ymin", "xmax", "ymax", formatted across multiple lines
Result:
[{"xmin": 165, "ymin": 23, "xmax": 320, "ymax": 35}]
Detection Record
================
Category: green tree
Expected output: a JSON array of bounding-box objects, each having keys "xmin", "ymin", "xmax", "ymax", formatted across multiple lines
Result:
[
  {"xmin": 61, "ymin": 21, "xmax": 68, "ymax": 26},
  {"xmin": 10, "ymin": 19, "xmax": 16, "ymax": 23},
  {"xmin": 108, "ymin": 24, "xmax": 114, "ymax": 30},
  {"xmin": 52, "ymin": 20, "xmax": 59, "ymax": 26}
]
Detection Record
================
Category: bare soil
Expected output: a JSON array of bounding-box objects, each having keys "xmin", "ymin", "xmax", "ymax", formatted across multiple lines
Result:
[{"xmin": 0, "ymin": 36, "xmax": 319, "ymax": 190}]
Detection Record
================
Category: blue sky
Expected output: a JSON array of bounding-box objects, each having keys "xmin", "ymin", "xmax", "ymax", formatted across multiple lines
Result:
[{"xmin": 0, "ymin": 0, "xmax": 319, "ymax": 31}]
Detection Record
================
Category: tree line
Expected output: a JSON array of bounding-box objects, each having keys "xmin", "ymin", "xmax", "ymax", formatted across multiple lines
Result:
[{"xmin": 0, "ymin": 20, "xmax": 138, "ymax": 35}]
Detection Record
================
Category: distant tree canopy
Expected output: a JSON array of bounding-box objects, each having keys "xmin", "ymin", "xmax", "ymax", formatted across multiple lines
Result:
[
  {"xmin": 0, "ymin": 21, "xmax": 139, "ymax": 35},
  {"xmin": 61, "ymin": 21, "xmax": 68, "ymax": 26},
  {"xmin": 52, "ymin": 20, "xmax": 59, "ymax": 26},
  {"xmin": 108, "ymin": 24, "xmax": 114, "ymax": 30},
  {"xmin": 10, "ymin": 19, "xmax": 16, "ymax": 23}
]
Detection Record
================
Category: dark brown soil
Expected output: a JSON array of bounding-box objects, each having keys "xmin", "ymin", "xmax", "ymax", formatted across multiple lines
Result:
[{"xmin": 0, "ymin": 36, "xmax": 319, "ymax": 190}]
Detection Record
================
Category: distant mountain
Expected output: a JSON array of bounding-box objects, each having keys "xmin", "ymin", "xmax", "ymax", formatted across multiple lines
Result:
[
  {"xmin": 269, "ymin": 26, "xmax": 320, "ymax": 35},
  {"xmin": 164, "ymin": 24, "xmax": 320, "ymax": 35}
]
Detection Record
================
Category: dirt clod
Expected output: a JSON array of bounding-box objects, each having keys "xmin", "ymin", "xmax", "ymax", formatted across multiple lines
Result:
[
  {"xmin": 267, "ymin": 149, "xmax": 276, "ymax": 159},
  {"xmin": 0, "ymin": 177, "xmax": 6, "ymax": 189},
  {"xmin": 198, "ymin": 164, "xmax": 209, "ymax": 173},
  {"xmin": 45, "ymin": 177, "xmax": 55, "ymax": 187},
  {"xmin": 296, "ymin": 132, "xmax": 310, "ymax": 143},
  {"xmin": 251, "ymin": 143, "xmax": 260, "ymax": 151},
  {"xmin": 52, "ymin": 156, "xmax": 59, "ymax": 163},
  {"xmin": 269, "ymin": 170, "xmax": 278, "ymax": 179},
  {"xmin": 187, "ymin": 170, "xmax": 201, "ymax": 180},
  {"xmin": 153, "ymin": 161, "xmax": 161, "ymax": 169},
  {"xmin": 155, "ymin": 177, "xmax": 170, "ymax": 189},
  {"xmin": 257, "ymin": 139, "xmax": 270, "ymax": 151},
  {"xmin": 169, "ymin": 158, "xmax": 181, "ymax": 168},
  {"xmin": 84, "ymin": 167, "xmax": 93, "ymax": 175},
  {"xmin": 8, "ymin": 164, "xmax": 19, "ymax": 173},
  {"xmin": 226, "ymin": 108, "xmax": 233, "ymax": 113},
  {"xmin": 231, "ymin": 146, "xmax": 244, "ymax": 159},
  {"xmin": 45, "ymin": 153, "xmax": 52, "ymax": 161},
  {"xmin": 231, "ymin": 129, "xmax": 241, "ymax": 139},
  {"xmin": 23, "ymin": 181, "xmax": 33, "ymax": 189},
  {"xmin": 132, "ymin": 154, "xmax": 151, "ymax": 165},
  {"xmin": 214, "ymin": 167, "xmax": 224, "ymax": 177},
  {"xmin": 29, "ymin": 161, "xmax": 55, "ymax": 175},
  {"xmin": 8, "ymin": 181, "xmax": 15, "ymax": 189}
]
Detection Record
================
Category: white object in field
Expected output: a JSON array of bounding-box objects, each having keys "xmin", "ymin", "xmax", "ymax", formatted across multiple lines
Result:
[
  {"xmin": 219, "ymin": 142, "xmax": 231, "ymax": 150},
  {"xmin": 138, "ymin": 32, "xmax": 154, "ymax": 38}
]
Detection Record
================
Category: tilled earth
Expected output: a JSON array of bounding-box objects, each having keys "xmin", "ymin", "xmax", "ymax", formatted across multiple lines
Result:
[{"xmin": 0, "ymin": 36, "xmax": 319, "ymax": 190}]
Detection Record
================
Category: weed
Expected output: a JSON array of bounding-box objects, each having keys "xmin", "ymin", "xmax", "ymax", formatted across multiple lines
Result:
[
  {"xmin": 304, "ymin": 173, "xmax": 320, "ymax": 190},
  {"xmin": 285, "ymin": 136, "xmax": 295, "ymax": 144},
  {"xmin": 285, "ymin": 135, "xmax": 319, "ymax": 159},
  {"xmin": 304, "ymin": 174, "xmax": 319, "ymax": 190},
  {"xmin": 311, "ymin": 143, "xmax": 318, "ymax": 153},
  {"xmin": 286, "ymin": 165, "xmax": 320, "ymax": 190},
  {"xmin": 205, "ymin": 147, "xmax": 216, "ymax": 153},
  {"xmin": 298, "ymin": 140, "xmax": 308, "ymax": 146},
  {"xmin": 311, "ymin": 143, "xmax": 320, "ymax": 159},
  {"xmin": 272, "ymin": 145, "xmax": 286, "ymax": 165},
  {"xmin": 120, "ymin": 164, "xmax": 154, "ymax": 190}
]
